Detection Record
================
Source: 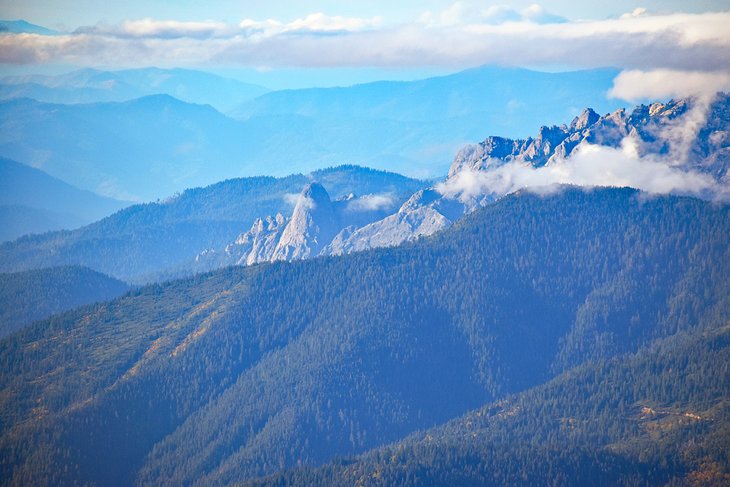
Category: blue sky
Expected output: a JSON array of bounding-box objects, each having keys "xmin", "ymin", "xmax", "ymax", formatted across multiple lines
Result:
[
  {"xmin": 1, "ymin": 1, "xmax": 728, "ymax": 90},
  {"xmin": 2, "ymin": 1, "xmax": 728, "ymax": 28}
]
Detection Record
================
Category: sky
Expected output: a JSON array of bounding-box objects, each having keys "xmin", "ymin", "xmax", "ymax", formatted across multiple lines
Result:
[
  {"xmin": 0, "ymin": 1, "xmax": 729, "ymax": 90},
  {"xmin": 1, "ymin": 1, "xmax": 727, "ymax": 28}
]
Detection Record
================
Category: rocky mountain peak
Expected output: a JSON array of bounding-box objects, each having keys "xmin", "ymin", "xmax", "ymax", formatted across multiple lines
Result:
[
  {"xmin": 272, "ymin": 182, "xmax": 338, "ymax": 261},
  {"xmin": 447, "ymin": 94, "xmax": 729, "ymax": 181},
  {"xmin": 570, "ymin": 108, "xmax": 600, "ymax": 131},
  {"xmin": 300, "ymin": 182, "xmax": 332, "ymax": 208}
]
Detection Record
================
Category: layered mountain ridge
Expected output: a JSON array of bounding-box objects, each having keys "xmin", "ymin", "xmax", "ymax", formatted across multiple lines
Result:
[
  {"xmin": 204, "ymin": 94, "xmax": 730, "ymax": 268},
  {"xmin": 1, "ymin": 187, "xmax": 727, "ymax": 486},
  {"xmin": 0, "ymin": 165, "xmax": 426, "ymax": 283}
]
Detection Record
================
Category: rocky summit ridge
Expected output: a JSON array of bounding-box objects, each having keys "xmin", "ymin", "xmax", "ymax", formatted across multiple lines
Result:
[{"xmin": 199, "ymin": 94, "xmax": 729, "ymax": 269}]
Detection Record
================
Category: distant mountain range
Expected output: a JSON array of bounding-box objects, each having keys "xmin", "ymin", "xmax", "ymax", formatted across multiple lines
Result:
[
  {"xmin": 0, "ymin": 20, "xmax": 58, "ymax": 35},
  {"xmin": 0, "ymin": 67, "xmax": 268, "ymax": 113},
  {"xmin": 2, "ymin": 94, "xmax": 726, "ymax": 284},
  {"xmin": 0, "ymin": 157, "xmax": 130, "ymax": 241},
  {"xmin": 0, "ymin": 95, "xmax": 254, "ymax": 200},
  {"xmin": 0, "ymin": 66, "xmax": 627, "ymax": 200},
  {"xmin": 1, "ymin": 187, "xmax": 727, "ymax": 486},
  {"xmin": 232, "ymin": 66, "xmax": 623, "ymax": 138}
]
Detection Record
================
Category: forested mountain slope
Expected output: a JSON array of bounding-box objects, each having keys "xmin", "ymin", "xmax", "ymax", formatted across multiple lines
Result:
[
  {"xmin": 0, "ymin": 165, "xmax": 425, "ymax": 283},
  {"xmin": 0, "ymin": 187, "xmax": 727, "ymax": 486},
  {"xmin": 0, "ymin": 266, "xmax": 129, "ymax": 338},
  {"xmin": 256, "ymin": 324, "xmax": 730, "ymax": 486}
]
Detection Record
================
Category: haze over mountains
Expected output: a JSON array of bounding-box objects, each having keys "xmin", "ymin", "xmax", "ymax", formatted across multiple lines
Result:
[
  {"xmin": 0, "ymin": 65, "xmax": 625, "ymax": 201},
  {"xmin": 1, "ymin": 92, "xmax": 727, "ymax": 286},
  {"xmin": 0, "ymin": 67, "xmax": 268, "ymax": 113},
  {"xmin": 192, "ymin": 94, "xmax": 730, "ymax": 272},
  {"xmin": 0, "ymin": 157, "xmax": 130, "ymax": 241},
  {"xmin": 0, "ymin": 165, "xmax": 426, "ymax": 283}
]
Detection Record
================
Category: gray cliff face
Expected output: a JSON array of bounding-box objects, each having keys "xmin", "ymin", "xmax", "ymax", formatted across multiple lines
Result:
[
  {"xmin": 201, "ymin": 182, "xmax": 405, "ymax": 266},
  {"xmin": 272, "ymin": 183, "xmax": 339, "ymax": 261},
  {"xmin": 448, "ymin": 94, "xmax": 730, "ymax": 180},
  {"xmin": 229, "ymin": 213, "xmax": 287, "ymax": 266},
  {"xmin": 325, "ymin": 189, "xmax": 467, "ymax": 255}
]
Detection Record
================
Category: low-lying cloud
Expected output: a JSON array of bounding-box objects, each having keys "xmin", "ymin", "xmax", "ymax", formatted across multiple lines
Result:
[
  {"xmin": 346, "ymin": 193, "xmax": 396, "ymax": 212},
  {"xmin": 1, "ymin": 7, "xmax": 728, "ymax": 72},
  {"xmin": 283, "ymin": 192, "xmax": 316, "ymax": 210},
  {"xmin": 437, "ymin": 138, "xmax": 728, "ymax": 203},
  {"xmin": 609, "ymin": 69, "xmax": 730, "ymax": 102}
]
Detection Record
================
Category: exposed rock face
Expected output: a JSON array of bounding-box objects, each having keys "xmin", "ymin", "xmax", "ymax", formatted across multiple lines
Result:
[
  {"xmin": 230, "ymin": 213, "xmax": 287, "ymax": 266},
  {"xmin": 448, "ymin": 94, "xmax": 730, "ymax": 181},
  {"xmin": 325, "ymin": 189, "xmax": 469, "ymax": 255},
  {"xmin": 271, "ymin": 183, "xmax": 339, "ymax": 261},
  {"xmin": 199, "ymin": 182, "xmax": 407, "ymax": 266}
]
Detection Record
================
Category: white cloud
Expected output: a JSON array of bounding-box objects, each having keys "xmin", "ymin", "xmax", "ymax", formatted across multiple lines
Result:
[
  {"xmin": 420, "ymin": 2, "xmax": 565, "ymax": 27},
  {"xmin": 437, "ymin": 140, "xmax": 727, "ymax": 203},
  {"xmin": 76, "ymin": 19, "xmax": 238, "ymax": 39},
  {"xmin": 609, "ymin": 69, "xmax": 730, "ymax": 101},
  {"xmin": 346, "ymin": 193, "xmax": 396, "ymax": 212},
  {"xmin": 283, "ymin": 192, "xmax": 316, "ymax": 210},
  {"xmin": 0, "ymin": 10, "xmax": 728, "ymax": 70},
  {"xmin": 620, "ymin": 8, "xmax": 649, "ymax": 20}
]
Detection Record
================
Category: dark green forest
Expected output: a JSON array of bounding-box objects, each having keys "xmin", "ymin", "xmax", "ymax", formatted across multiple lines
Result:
[
  {"xmin": 0, "ymin": 265, "xmax": 129, "ymax": 338},
  {"xmin": 0, "ymin": 187, "xmax": 728, "ymax": 486},
  {"xmin": 255, "ymin": 324, "xmax": 730, "ymax": 486}
]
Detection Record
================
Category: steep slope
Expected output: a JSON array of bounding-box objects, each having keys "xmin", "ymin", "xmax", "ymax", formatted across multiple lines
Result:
[
  {"xmin": 0, "ymin": 265, "xmax": 129, "ymax": 338},
  {"xmin": 257, "ymin": 324, "xmax": 730, "ymax": 486},
  {"xmin": 201, "ymin": 181, "xmax": 405, "ymax": 267},
  {"xmin": 0, "ymin": 188, "xmax": 727, "ymax": 486},
  {"xmin": 325, "ymin": 189, "xmax": 467, "ymax": 255},
  {"xmin": 270, "ymin": 183, "xmax": 339, "ymax": 261},
  {"xmin": 0, "ymin": 157, "xmax": 130, "ymax": 241},
  {"xmin": 0, "ymin": 67, "xmax": 268, "ymax": 113},
  {"xmin": 0, "ymin": 166, "xmax": 426, "ymax": 282}
]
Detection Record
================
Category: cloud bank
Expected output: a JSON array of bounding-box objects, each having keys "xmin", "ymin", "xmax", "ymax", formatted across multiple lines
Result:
[
  {"xmin": 1, "ymin": 7, "xmax": 728, "ymax": 73},
  {"xmin": 437, "ymin": 141, "xmax": 727, "ymax": 203},
  {"xmin": 609, "ymin": 70, "xmax": 730, "ymax": 101},
  {"xmin": 346, "ymin": 193, "xmax": 396, "ymax": 212}
]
